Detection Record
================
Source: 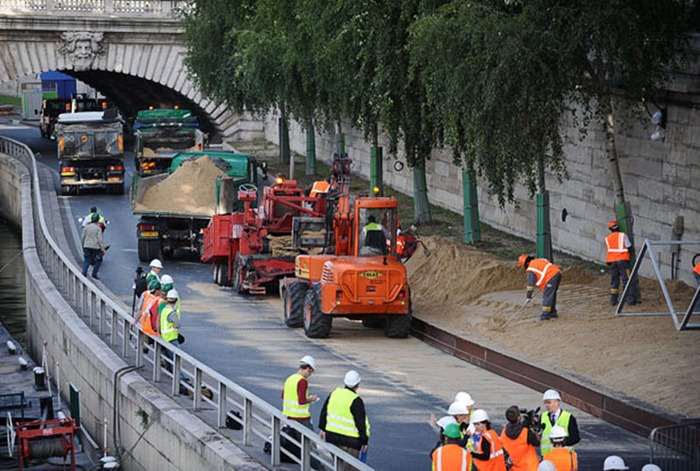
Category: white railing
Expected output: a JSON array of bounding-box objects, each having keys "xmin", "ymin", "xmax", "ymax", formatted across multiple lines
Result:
[
  {"xmin": 0, "ymin": 0, "xmax": 186, "ymax": 16},
  {"xmin": 0, "ymin": 135, "xmax": 372, "ymax": 471}
]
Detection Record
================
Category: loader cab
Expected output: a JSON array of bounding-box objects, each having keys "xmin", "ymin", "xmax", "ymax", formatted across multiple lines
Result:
[{"xmin": 355, "ymin": 203, "xmax": 398, "ymax": 257}]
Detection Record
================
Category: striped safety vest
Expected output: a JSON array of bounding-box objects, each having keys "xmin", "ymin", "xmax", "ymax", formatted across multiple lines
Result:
[
  {"xmin": 325, "ymin": 387, "xmax": 370, "ymax": 439},
  {"xmin": 543, "ymin": 447, "xmax": 578, "ymax": 471},
  {"xmin": 540, "ymin": 410, "xmax": 572, "ymax": 456},
  {"xmin": 605, "ymin": 232, "xmax": 630, "ymax": 263},
  {"xmin": 526, "ymin": 259, "xmax": 561, "ymax": 288},
  {"xmin": 138, "ymin": 291, "xmax": 160, "ymax": 336},
  {"xmin": 473, "ymin": 429, "xmax": 506, "ymax": 471},
  {"xmin": 283, "ymin": 373, "xmax": 310, "ymax": 419},
  {"xmin": 432, "ymin": 444, "xmax": 469, "ymax": 471}
]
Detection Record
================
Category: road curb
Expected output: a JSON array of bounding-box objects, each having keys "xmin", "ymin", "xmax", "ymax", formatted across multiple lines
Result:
[{"xmin": 411, "ymin": 317, "xmax": 684, "ymax": 438}]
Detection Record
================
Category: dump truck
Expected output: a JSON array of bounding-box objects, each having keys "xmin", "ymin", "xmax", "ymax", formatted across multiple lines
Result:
[
  {"xmin": 201, "ymin": 177, "xmax": 327, "ymax": 294},
  {"xmin": 280, "ymin": 155, "xmax": 412, "ymax": 339},
  {"xmin": 133, "ymin": 108, "xmax": 205, "ymax": 176},
  {"xmin": 55, "ymin": 109, "xmax": 125, "ymax": 196},
  {"xmin": 131, "ymin": 151, "xmax": 259, "ymax": 262},
  {"xmin": 41, "ymin": 97, "xmax": 109, "ymax": 139}
]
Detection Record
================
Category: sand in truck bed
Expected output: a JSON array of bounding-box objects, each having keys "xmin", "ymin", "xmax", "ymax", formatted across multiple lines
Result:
[
  {"xmin": 134, "ymin": 156, "xmax": 229, "ymax": 215},
  {"xmin": 407, "ymin": 236, "xmax": 700, "ymax": 418}
]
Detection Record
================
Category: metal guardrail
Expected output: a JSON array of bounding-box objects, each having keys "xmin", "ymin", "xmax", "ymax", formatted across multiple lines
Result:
[
  {"xmin": 0, "ymin": 136, "xmax": 372, "ymax": 471},
  {"xmin": 649, "ymin": 421, "xmax": 700, "ymax": 471},
  {"xmin": 0, "ymin": 0, "xmax": 185, "ymax": 16}
]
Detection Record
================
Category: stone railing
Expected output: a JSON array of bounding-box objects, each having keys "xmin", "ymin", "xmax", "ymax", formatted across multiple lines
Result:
[{"xmin": 0, "ymin": 0, "xmax": 186, "ymax": 16}]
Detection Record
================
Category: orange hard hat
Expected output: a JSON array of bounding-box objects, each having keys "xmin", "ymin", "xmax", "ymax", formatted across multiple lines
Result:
[
  {"xmin": 608, "ymin": 220, "xmax": 619, "ymax": 231},
  {"xmin": 518, "ymin": 254, "xmax": 530, "ymax": 268}
]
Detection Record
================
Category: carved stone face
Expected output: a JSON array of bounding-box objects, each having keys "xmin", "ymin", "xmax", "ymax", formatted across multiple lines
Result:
[{"xmin": 59, "ymin": 31, "xmax": 105, "ymax": 70}]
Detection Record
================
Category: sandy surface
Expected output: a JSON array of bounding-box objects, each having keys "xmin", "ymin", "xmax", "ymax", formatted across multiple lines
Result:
[{"xmin": 407, "ymin": 236, "xmax": 700, "ymax": 418}]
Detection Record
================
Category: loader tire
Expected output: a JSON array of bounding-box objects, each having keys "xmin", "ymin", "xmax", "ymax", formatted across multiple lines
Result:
[
  {"xmin": 383, "ymin": 312, "xmax": 412, "ymax": 338},
  {"xmin": 284, "ymin": 282, "xmax": 308, "ymax": 328},
  {"xmin": 303, "ymin": 288, "xmax": 331, "ymax": 338}
]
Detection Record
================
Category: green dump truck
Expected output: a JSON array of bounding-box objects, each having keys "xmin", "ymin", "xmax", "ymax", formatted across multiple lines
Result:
[
  {"xmin": 131, "ymin": 151, "xmax": 261, "ymax": 262},
  {"xmin": 133, "ymin": 108, "xmax": 205, "ymax": 177}
]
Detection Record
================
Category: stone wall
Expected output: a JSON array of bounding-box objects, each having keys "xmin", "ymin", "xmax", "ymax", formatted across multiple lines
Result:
[{"xmin": 0, "ymin": 154, "xmax": 260, "ymax": 470}]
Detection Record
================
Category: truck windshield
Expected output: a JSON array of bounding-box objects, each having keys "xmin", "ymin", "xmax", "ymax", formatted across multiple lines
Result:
[{"xmin": 358, "ymin": 207, "xmax": 397, "ymax": 256}]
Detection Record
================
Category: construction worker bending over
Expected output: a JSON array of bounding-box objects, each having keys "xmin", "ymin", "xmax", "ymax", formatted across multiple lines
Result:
[
  {"xmin": 602, "ymin": 455, "xmax": 629, "ymax": 471},
  {"xmin": 432, "ymin": 423, "xmax": 470, "ymax": 471},
  {"xmin": 518, "ymin": 255, "xmax": 562, "ymax": 321},
  {"xmin": 539, "ymin": 389, "xmax": 580, "ymax": 457},
  {"xmin": 282, "ymin": 355, "xmax": 319, "ymax": 430},
  {"xmin": 500, "ymin": 406, "xmax": 540, "ymax": 471},
  {"xmin": 319, "ymin": 370, "xmax": 370, "ymax": 470},
  {"xmin": 541, "ymin": 426, "xmax": 577, "ymax": 470},
  {"xmin": 605, "ymin": 220, "xmax": 635, "ymax": 305},
  {"xmin": 146, "ymin": 258, "xmax": 163, "ymax": 285},
  {"xmin": 469, "ymin": 409, "xmax": 507, "ymax": 471},
  {"xmin": 693, "ymin": 261, "xmax": 700, "ymax": 285}
]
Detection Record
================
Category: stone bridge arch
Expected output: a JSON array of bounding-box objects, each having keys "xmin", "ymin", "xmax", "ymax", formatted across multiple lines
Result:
[{"xmin": 0, "ymin": 3, "xmax": 260, "ymax": 141}]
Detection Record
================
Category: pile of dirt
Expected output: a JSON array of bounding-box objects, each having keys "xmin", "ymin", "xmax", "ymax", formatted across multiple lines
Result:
[
  {"xmin": 137, "ymin": 156, "xmax": 229, "ymax": 215},
  {"xmin": 407, "ymin": 236, "xmax": 700, "ymax": 417}
]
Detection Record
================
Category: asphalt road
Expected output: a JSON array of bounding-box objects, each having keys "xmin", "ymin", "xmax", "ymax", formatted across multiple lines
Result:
[{"xmin": 1, "ymin": 120, "xmax": 655, "ymax": 470}]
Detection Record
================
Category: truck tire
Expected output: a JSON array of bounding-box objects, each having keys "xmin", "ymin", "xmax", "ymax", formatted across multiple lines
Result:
[
  {"xmin": 215, "ymin": 263, "xmax": 230, "ymax": 286},
  {"xmin": 212, "ymin": 264, "xmax": 219, "ymax": 283},
  {"xmin": 108, "ymin": 183, "xmax": 125, "ymax": 195},
  {"xmin": 283, "ymin": 282, "xmax": 308, "ymax": 328},
  {"xmin": 138, "ymin": 239, "xmax": 162, "ymax": 263},
  {"xmin": 231, "ymin": 254, "xmax": 245, "ymax": 294},
  {"xmin": 383, "ymin": 312, "xmax": 412, "ymax": 338},
  {"xmin": 60, "ymin": 185, "xmax": 75, "ymax": 196},
  {"xmin": 303, "ymin": 288, "xmax": 332, "ymax": 338}
]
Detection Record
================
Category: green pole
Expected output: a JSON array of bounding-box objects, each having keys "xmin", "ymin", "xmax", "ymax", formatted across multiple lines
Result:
[
  {"xmin": 370, "ymin": 146, "xmax": 383, "ymax": 195},
  {"xmin": 616, "ymin": 202, "xmax": 641, "ymax": 303},
  {"xmin": 536, "ymin": 191, "xmax": 553, "ymax": 261},
  {"xmin": 337, "ymin": 133, "xmax": 345, "ymax": 157},
  {"xmin": 306, "ymin": 123, "xmax": 316, "ymax": 176},
  {"xmin": 462, "ymin": 169, "xmax": 481, "ymax": 243}
]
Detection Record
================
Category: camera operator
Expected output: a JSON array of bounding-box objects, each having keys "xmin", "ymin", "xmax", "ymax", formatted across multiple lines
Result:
[
  {"xmin": 540, "ymin": 389, "xmax": 580, "ymax": 456},
  {"xmin": 500, "ymin": 405, "xmax": 540, "ymax": 471}
]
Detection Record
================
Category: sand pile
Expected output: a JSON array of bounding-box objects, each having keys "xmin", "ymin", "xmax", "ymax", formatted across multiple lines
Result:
[
  {"xmin": 408, "ymin": 235, "xmax": 700, "ymax": 416},
  {"xmin": 137, "ymin": 156, "xmax": 229, "ymax": 215}
]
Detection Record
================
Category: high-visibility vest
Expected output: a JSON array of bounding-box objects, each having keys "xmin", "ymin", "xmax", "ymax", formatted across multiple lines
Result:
[
  {"xmin": 543, "ymin": 448, "xmax": 578, "ymax": 471},
  {"xmin": 310, "ymin": 180, "xmax": 330, "ymax": 197},
  {"xmin": 500, "ymin": 427, "xmax": 539, "ymax": 471},
  {"xmin": 160, "ymin": 304, "xmax": 179, "ymax": 342},
  {"xmin": 605, "ymin": 232, "xmax": 630, "ymax": 263},
  {"xmin": 693, "ymin": 263, "xmax": 700, "ymax": 277},
  {"xmin": 526, "ymin": 259, "xmax": 561, "ymax": 289},
  {"xmin": 283, "ymin": 373, "xmax": 310, "ymax": 419},
  {"xmin": 473, "ymin": 429, "xmax": 506, "ymax": 471},
  {"xmin": 432, "ymin": 444, "xmax": 469, "ymax": 471},
  {"xmin": 540, "ymin": 410, "xmax": 572, "ymax": 456},
  {"xmin": 139, "ymin": 291, "xmax": 160, "ymax": 336},
  {"xmin": 325, "ymin": 387, "xmax": 370, "ymax": 439}
]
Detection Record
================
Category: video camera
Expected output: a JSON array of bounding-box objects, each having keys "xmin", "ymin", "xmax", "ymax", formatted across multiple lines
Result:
[{"xmin": 520, "ymin": 407, "xmax": 544, "ymax": 434}]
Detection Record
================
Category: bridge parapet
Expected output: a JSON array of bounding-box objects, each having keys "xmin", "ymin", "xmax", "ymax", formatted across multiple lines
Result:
[{"xmin": 0, "ymin": 0, "xmax": 186, "ymax": 16}]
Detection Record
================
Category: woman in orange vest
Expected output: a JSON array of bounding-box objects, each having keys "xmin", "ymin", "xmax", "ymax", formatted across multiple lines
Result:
[
  {"xmin": 469, "ymin": 409, "xmax": 507, "ymax": 471},
  {"xmin": 518, "ymin": 255, "xmax": 562, "ymax": 321},
  {"xmin": 542, "ymin": 426, "xmax": 578, "ymax": 470},
  {"xmin": 500, "ymin": 406, "xmax": 540, "ymax": 471},
  {"xmin": 604, "ymin": 220, "xmax": 635, "ymax": 306}
]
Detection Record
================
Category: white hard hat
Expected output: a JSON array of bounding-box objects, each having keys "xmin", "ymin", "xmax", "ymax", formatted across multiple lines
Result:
[
  {"xmin": 166, "ymin": 289, "xmax": 179, "ymax": 300},
  {"xmin": 447, "ymin": 401, "xmax": 469, "ymax": 416},
  {"xmin": 299, "ymin": 355, "xmax": 316, "ymax": 370},
  {"xmin": 454, "ymin": 391, "xmax": 475, "ymax": 406},
  {"xmin": 436, "ymin": 415, "xmax": 456, "ymax": 430},
  {"xmin": 150, "ymin": 259, "xmax": 163, "ymax": 269},
  {"xmin": 641, "ymin": 465, "xmax": 661, "ymax": 471},
  {"xmin": 603, "ymin": 455, "xmax": 629, "ymax": 470},
  {"xmin": 344, "ymin": 370, "xmax": 361, "ymax": 387},
  {"xmin": 543, "ymin": 389, "xmax": 561, "ymax": 401},
  {"xmin": 160, "ymin": 274, "xmax": 174, "ymax": 284},
  {"xmin": 470, "ymin": 409, "xmax": 490, "ymax": 424},
  {"xmin": 538, "ymin": 461, "xmax": 557, "ymax": 471},
  {"xmin": 549, "ymin": 425, "xmax": 566, "ymax": 441}
]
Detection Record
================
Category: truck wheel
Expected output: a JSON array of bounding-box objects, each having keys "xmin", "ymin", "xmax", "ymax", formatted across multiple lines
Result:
[
  {"xmin": 231, "ymin": 255, "xmax": 245, "ymax": 294},
  {"xmin": 215, "ymin": 263, "xmax": 230, "ymax": 286},
  {"xmin": 212, "ymin": 264, "xmax": 219, "ymax": 284},
  {"xmin": 383, "ymin": 312, "xmax": 412, "ymax": 338},
  {"xmin": 303, "ymin": 288, "xmax": 331, "ymax": 338},
  {"xmin": 138, "ymin": 239, "xmax": 162, "ymax": 263},
  {"xmin": 108, "ymin": 183, "xmax": 125, "ymax": 195},
  {"xmin": 284, "ymin": 282, "xmax": 308, "ymax": 328},
  {"xmin": 59, "ymin": 185, "xmax": 74, "ymax": 196}
]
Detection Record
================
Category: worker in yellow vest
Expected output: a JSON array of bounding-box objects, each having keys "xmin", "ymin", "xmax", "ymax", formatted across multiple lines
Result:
[
  {"xmin": 159, "ymin": 289, "xmax": 188, "ymax": 387},
  {"xmin": 282, "ymin": 355, "xmax": 319, "ymax": 430},
  {"xmin": 539, "ymin": 389, "xmax": 580, "ymax": 457},
  {"xmin": 319, "ymin": 370, "xmax": 370, "ymax": 469},
  {"xmin": 605, "ymin": 221, "xmax": 635, "ymax": 305}
]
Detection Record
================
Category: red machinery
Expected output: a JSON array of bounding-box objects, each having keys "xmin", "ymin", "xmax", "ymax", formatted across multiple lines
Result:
[
  {"xmin": 201, "ymin": 178, "xmax": 326, "ymax": 294},
  {"xmin": 15, "ymin": 417, "xmax": 80, "ymax": 470}
]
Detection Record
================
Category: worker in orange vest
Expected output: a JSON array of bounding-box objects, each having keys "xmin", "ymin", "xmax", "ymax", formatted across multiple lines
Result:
[
  {"xmin": 605, "ymin": 220, "xmax": 635, "ymax": 306},
  {"xmin": 541, "ymin": 426, "xmax": 578, "ymax": 471},
  {"xmin": 500, "ymin": 406, "xmax": 540, "ymax": 471},
  {"xmin": 432, "ymin": 423, "xmax": 470, "ymax": 471},
  {"xmin": 518, "ymin": 255, "xmax": 562, "ymax": 321},
  {"xmin": 469, "ymin": 409, "xmax": 507, "ymax": 471},
  {"xmin": 693, "ymin": 261, "xmax": 700, "ymax": 285}
]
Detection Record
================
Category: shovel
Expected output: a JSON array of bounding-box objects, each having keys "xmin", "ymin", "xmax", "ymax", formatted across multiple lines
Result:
[
  {"xmin": 500, "ymin": 293, "xmax": 537, "ymax": 329},
  {"xmin": 418, "ymin": 239, "xmax": 430, "ymax": 257}
]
